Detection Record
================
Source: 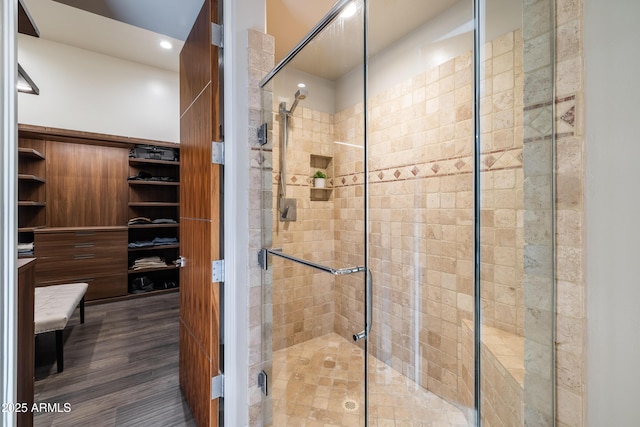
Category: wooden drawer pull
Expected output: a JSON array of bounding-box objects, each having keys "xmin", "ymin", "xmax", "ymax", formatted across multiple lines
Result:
[
  {"xmin": 75, "ymin": 231, "xmax": 95, "ymax": 237},
  {"xmin": 73, "ymin": 254, "xmax": 95, "ymax": 260},
  {"xmin": 74, "ymin": 243, "xmax": 95, "ymax": 248}
]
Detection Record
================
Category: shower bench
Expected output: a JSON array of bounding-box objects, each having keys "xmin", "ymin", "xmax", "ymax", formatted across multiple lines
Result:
[{"xmin": 34, "ymin": 282, "xmax": 88, "ymax": 373}]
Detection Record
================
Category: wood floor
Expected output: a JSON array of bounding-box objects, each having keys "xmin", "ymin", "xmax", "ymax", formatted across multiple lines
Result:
[{"xmin": 33, "ymin": 292, "xmax": 197, "ymax": 427}]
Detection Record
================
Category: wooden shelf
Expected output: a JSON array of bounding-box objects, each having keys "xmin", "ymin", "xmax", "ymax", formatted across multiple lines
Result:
[
  {"xmin": 127, "ymin": 265, "xmax": 179, "ymax": 274},
  {"xmin": 18, "ymin": 226, "xmax": 46, "ymax": 232},
  {"xmin": 128, "ymin": 181, "xmax": 179, "ymax": 186},
  {"xmin": 128, "ymin": 202, "xmax": 179, "ymax": 207},
  {"xmin": 128, "ymin": 244, "xmax": 180, "ymax": 252},
  {"xmin": 18, "ymin": 201, "xmax": 45, "ymax": 207},
  {"xmin": 128, "ymin": 223, "xmax": 179, "ymax": 229},
  {"xmin": 18, "ymin": 147, "xmax": 45, "ymax": 160},
  {"xmin": 129, "ymin": 158, "xmax": 179, "ymax": 166},
  {"xmin": 18, "ymin": 174, "xmax": 45, "ymax": 183}
]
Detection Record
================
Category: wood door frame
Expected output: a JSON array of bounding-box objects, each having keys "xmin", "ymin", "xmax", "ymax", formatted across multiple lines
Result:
[{"xmin": 179, "ymin": 0, "xmax": 223, "ymax": 425}]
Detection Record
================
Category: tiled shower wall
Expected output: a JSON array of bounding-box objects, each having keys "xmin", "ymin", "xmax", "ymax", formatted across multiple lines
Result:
[
  {"xmin": 269, "ymin": 106, "xmax": 337, "ymax": 351},
  {"xmin": 332, "ymin": 31, "xmax": 525, "ymax": 406},
  {"xmin": 251, "ymin": 0, "xmax": 587, "ymax": 421}
]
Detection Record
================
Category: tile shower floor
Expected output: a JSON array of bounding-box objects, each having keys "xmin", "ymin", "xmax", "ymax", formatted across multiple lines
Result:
[{"xmin": 270, "ymin": 333, "xmax": 470, "ymax": 427}]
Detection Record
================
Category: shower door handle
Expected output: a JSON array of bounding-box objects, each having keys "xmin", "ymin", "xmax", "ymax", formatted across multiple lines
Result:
[{"xmin": 353, "ymin": 269, "xmax": 372, "ymax": 342}]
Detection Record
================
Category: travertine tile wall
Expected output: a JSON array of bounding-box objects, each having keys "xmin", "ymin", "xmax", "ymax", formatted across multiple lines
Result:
[
  {"xmin": 554, "ymin": 0, "xmax": 585, "ymax": 425},
  {"xmin": 253, "ymin": 0, "xmax": 586, "ymax": 421},
  {"xmin": 269, "ymin": 104, "xmax": 337, "ymax": 352},
  {"xmin": 331, "ymin": 31, "xmax": 524, "ymax": 406}
]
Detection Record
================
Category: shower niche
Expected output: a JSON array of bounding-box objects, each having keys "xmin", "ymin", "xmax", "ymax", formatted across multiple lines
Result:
[{"xmin": 310, "ymin": 154, "xmax": 332, "ymax": 201}]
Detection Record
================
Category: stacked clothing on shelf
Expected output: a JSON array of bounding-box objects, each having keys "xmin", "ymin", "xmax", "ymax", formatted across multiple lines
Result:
[
  {"xmin": 127, "ymin": 217, "xmax": 178, "ymax": 225},
  {"xmin": 127, "ymin": 236, "xmax": 179, "ymax": 248},
  {"xmin": 127, "ymin": 171, "xmax": 177, "ymax": 182},
  {"xmin": 18, "ymin": 242, "xmax": 34, "ymax": 256},
  {"xmin": 130, "ymin": 256, "xmax": 168, "ymax": 270}
]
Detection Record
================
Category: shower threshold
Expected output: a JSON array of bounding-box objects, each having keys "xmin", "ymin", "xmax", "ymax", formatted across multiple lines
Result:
[{"xmin": 268, "ymin": 333, "xmax": 471, "ymax": 427}]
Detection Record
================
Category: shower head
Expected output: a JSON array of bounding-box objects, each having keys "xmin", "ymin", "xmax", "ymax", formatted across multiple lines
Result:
[
  {"xmin": 295, "ymin": 88, "xmax": 308, "ymax": 100},
  {"xmin": 287, "ymin": 88, "xmax": 308, "ymax": 115}
]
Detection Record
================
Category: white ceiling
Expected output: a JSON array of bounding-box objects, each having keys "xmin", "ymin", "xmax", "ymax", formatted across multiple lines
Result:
[
  {"xmin": 52, "ymin": 0, "xmax": 204, "ymax": 41},
  {"xmin": 22, "ymin": 0, "xmax": 191, "ymax": 72},
  {"xmin": 268, "ymin": 0, "xmax": 460, "ymax": 80},
  {"xmin": 22, "ymin": 0, "xmax": 485, "ymax": 79}
]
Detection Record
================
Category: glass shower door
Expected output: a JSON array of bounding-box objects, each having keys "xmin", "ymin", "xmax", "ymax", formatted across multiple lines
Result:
[
  {"xmin": 364, "ymin": 0, "xmax": 476, "ymax": 424},
  {"xmin": 259, "ymin": 1, "xmax": 368, "ymax": 425}
]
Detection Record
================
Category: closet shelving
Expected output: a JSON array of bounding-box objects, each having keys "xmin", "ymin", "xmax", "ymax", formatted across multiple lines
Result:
[
  {"xmin": 17, "ymin": 139, "xmax": 46, "ymax": 257},
  {"xmin": 127, "ymin": 150, "xmax": 180, "ymax": 296}
]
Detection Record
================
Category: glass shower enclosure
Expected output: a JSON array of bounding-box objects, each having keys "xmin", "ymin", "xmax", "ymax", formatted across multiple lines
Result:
[{"xmin": 259, "ymin": 0, "xmax": 555, "ymax": 425}]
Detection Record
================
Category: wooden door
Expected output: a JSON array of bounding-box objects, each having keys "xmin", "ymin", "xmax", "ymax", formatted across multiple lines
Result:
[{"xmin": 179, "ymin": 0, "xmax": 222, "ymax": 426}]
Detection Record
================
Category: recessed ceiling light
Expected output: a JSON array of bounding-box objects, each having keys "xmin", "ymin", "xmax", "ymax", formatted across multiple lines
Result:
[
  {"xmin": 160, "ymin": 41, "xmax": 172, "ymax": 50},
  {"xmin": 340, "ymin": 2, "xmax": 357, "ymax": 19},
  {"xmin": 297, "ymin": 83, "xmax": 306, "ymax": 88}
]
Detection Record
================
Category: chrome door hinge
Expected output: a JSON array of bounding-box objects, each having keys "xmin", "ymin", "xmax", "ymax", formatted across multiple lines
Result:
[
  {"xmin": 258, "ymin": 370, "xmax": 268, "ymax": 396},
  {"xmin": 212, "ymin": 259, "xmax": 225, "ymax": 283},
  {"xmin": 258, "ymin": 248, "xmax": 268, "ymax": 270},
  {"xmin": 258, "ymin": 123, "xmax": 268, "ymax": 146},
  {"xmin": 211, "ymin": 23, "xmax": 223, "ymax": 48},
  {"xmin": 212, "ymin": 141, "xmax": 224, "ymax": 165},
  {"xmin": 176, "ymin": 256, "xmax": 186, "ymax": 268},
  {"xmin": 211, "ymin": 374, "xmax": 224, "ymax": 399}
]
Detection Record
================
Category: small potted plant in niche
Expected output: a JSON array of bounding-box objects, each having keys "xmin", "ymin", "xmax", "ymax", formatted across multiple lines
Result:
[{"xmin": 312, "ymin": 170, "xmax": 327, "ymax": 188}]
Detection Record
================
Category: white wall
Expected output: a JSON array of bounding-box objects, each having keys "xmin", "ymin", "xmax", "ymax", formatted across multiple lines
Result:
[
  {"xmin": 584, "ymin": 0, "xmax": 640, "ymax": 425},
  {"xmin": 18, "ymin": 35, "xmax": 179, "ymax": 142}
]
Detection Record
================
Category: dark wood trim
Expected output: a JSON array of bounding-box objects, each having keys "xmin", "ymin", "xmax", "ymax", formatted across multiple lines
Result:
[
  {"xmin": 35, "ymin": 226, "xmax": 128, "ymax": 234},
  {"xmin": 18, "ymin": 124, "xmax": 179, "ymax": 150},
  {"xmin": 18, "ymin": 0, "xmax": 39, "ymax": 37}
]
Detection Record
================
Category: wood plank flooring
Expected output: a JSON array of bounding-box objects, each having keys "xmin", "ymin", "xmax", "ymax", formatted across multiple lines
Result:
[{"xmin": 33, "ymin": 292, "xmax": 196, "ymax": 427}]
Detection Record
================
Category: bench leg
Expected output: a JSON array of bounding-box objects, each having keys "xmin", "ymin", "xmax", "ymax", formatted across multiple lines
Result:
[
  {"xmin": 80, "ymin": 297, "xmax": 85, "ymax": 324},
  {"xmin": 55, "ymin": 330, "xmax": 63, "ymax": 373}
]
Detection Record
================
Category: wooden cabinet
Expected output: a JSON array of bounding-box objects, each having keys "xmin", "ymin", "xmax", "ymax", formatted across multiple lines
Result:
[
  {"xmin": 46, "ymin": 141, "xmax": 128, "ymax": 227},
  {"xmin": 35, "ymin": 227, "xmax": 128, "ymax": 301},
  {"xmin": 18, "ymin": 125, "xmax": 180, "ymax": 302},
  {"xmin": 17, "ymin": 258, "xmax": 36, "ymax": 427}
]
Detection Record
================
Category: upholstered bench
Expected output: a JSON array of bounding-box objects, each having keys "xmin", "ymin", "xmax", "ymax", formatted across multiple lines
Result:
[{"xmin": 34, "ymin": 283, "xmax": 88, "ymax": 373}]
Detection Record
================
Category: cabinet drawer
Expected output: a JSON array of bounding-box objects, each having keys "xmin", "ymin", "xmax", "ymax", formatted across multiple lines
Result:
[
  {"xmin": 35, "ymin": 243, "xmax": 125, "ymax": 260},
  {"xmin": 35, "ymin": 229, "xmax": 127, "ymax": 258},
  {"xmin": 37, "ymin": 274, "xmax": 127, "ymax": 301},
  {"xmin": 36, "ymin": 253, "xmax": 127, "ymax": 283}
]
